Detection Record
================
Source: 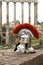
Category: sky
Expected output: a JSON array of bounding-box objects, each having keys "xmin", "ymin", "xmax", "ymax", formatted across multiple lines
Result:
[
  {"xmin": 2, "ymin": 0, "xmax": 43, "ymax": 24},
  {"xmin": 38, "ymin": 0, "xmax": 43, "ymax": 23}
]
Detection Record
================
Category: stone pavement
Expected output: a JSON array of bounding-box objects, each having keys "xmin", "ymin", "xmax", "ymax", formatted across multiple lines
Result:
[{"xmin": 0, "ymin": 49, "xmax": 43, "ymax": 65}]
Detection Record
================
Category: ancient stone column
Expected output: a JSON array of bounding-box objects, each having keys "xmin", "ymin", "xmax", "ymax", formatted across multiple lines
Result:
[
  {"xmin": 0, "ymin": 2, "xmax": 2, "ymax": 43},
  {"xmin": 34, "ymin": 2, "xmax": 38, "ymax": 26},
  {"xmin": 14, "ymin": 2, "xmax": 16, "ymax": 26},
  {"xmin": 22, "ymin": 2, "xmax": 24, "ymax": 23},
  {"xmin": 6, "ymin": 2, "xmax": 9, "ymax": 44},
  {"xmin": 7, "ymin": 2, "xmax": 9, "ymax": 26},
  {"xmin": 29, "ymin": 2, "xmax": 31, "ymax": 23}
]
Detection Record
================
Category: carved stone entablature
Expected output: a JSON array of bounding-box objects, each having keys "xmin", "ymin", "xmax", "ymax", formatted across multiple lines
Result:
[{"xmin": 0, "ymin": 0, "xmax": 38, "ymax": 3}]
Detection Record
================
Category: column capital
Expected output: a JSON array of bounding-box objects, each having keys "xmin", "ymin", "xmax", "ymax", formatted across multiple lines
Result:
[
  {"xmin": 14, "ymin": 2, "xmax": 16, "ymax": 6},
  {"xmin": 29, "ymin": 3, "xmax": 31, "ymax": 6},
  {"xmin": 21, "ymin": 2, "xmax": 24, "ymax": 4},
  {"xmin": 28, "ymin": 2, "xmax": 31, "ymax": 4},
  {"xmin": 7, "ymin": 2, "xmax": 9, "ymax": 8},
  {"xmin": 21, "ymin": 2, "xmax": 24, "ymax": 7},
  {"xmin": 13, "ymin": 2, "xmax": 16, "ymax": 3},
  {"xmin": 34, "ymin": 2, "xmax": 38, "ymax": 5},
  {"xmin": 7, "ymin": 2, "xmax": 9, "ymax": 5}
]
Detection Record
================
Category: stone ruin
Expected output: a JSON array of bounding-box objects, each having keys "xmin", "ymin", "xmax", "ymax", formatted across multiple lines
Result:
[{"xmin": 0, "ymin": 0, "xmax": 38, "ymax": 44}]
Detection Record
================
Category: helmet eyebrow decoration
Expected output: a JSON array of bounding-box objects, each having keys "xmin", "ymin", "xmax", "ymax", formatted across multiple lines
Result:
[{"xmin": 12, "ymin": 23, "xmax": 40, "ymax": 39}]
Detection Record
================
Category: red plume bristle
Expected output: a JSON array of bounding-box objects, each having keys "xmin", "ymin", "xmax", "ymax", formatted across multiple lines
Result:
[{"xmin": 12, "ymin": 23, "xmax": 40, "ymax": 39}]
